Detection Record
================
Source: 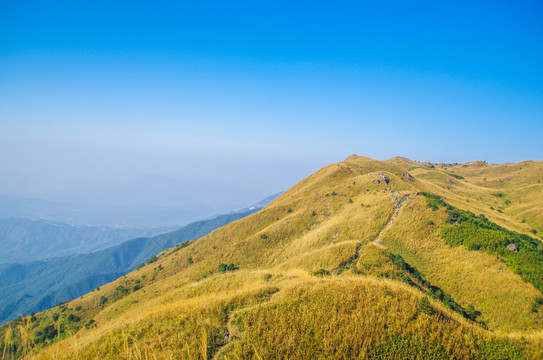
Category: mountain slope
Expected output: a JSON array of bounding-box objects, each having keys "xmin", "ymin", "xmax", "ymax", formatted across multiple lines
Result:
[{"xmin": 2, "ymin": 156, "xmax": 542, "ymax": 359}]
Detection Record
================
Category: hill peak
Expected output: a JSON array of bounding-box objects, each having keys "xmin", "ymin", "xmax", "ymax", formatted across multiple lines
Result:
[{"xmin": 344, "ymin": 154, "xmax": 374, "ymax": 161}]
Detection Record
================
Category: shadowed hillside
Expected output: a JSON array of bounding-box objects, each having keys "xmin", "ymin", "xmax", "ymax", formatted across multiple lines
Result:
[{"xmin": 2, "ymin": 156, "xmax": 542, "ymax": 359}]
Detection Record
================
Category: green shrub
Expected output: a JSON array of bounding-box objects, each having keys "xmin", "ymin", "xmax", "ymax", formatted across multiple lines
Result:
[
  {"xmin": 99, "ymin": 296, "xmax": 108, "ymax": 306},
  {"xmin": 444, "ymin": 172, "xmax": 464, "ymax": 180},
  {"xmin": 313, "ymin": 269, "xmax": 330, "ymax": 276},
  {"xmin": 37, "ymin": 325, "xmax": 57, "ymax": 343},
  {"xmin": 218, "ymin": 263, "xmax": 237, "ymax": 273},
  {"xmin": 67, "ymin": 314, "xmax": 80, "ymax": 322},
  {"xmin": 417, "ymin": 296, "xmax": 434, "ymax": 315},
  {"xmin": 146, "ymin": 255, "xmax": 158, "ymax": 264},
  {"xmin": 112, "ymin": 285, "xmax": 129, "ymax": 301},
  {"xmin": 392, "ymin": 254, "xmax": 407, "ymax": 270},
  {"xmin": 464, "ymin": 305, "xmax": 477, "ymax": 320},
  {"xmin": 84, "ymin": 319, "xmax": 96, "ymax": 329}
]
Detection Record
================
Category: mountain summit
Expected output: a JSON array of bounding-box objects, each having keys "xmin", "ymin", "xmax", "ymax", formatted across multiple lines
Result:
[{"xmin": 2, "ymin": 156, "xmax": 543, "ymax": 359}]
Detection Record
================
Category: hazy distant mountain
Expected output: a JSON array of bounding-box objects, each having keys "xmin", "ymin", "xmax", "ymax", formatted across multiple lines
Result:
[
  {"xmin": 0, "ymin": 194, "xmax": 221, "ymax": 227},
  {"xmin": 0, "ymin": 219, "xmax": 171, "ymax": 265},
  {"xmin": 0, "ymin": 175, "xmax": 264, "ymax": 227},
  {"xmin": 0, "ymin": 193, "xmax": 281, "ymax": 324}
]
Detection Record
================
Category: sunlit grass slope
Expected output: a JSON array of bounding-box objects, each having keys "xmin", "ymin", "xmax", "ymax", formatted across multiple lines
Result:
[{"xmin": 2, "ymin": 155, "xmax": 542, "ymax": 359}]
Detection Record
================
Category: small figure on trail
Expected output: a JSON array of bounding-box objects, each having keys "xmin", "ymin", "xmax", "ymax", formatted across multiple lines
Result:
[{"xmin": 224, "ymin": 329, "xmax": 230, "ymax": 343}]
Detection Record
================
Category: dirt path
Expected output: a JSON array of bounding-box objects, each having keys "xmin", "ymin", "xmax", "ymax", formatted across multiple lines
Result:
[
  {"xmin": 374, "ymin": 207, "xmax": 400, "ymax": 245},
  {"xmin": 373, "ymin": 195, "xmax": 410, "ymax": 246},
  {"xmin": 332, "ymin": 195, "xmax": 410, "ymax": 274},
  {"xmin": 212, "ymin": 314, "xmax": 240, "ymax": 360},
  {"xmin": 212, "ymin": 291, "xmax": 279, "ymax": 360}
]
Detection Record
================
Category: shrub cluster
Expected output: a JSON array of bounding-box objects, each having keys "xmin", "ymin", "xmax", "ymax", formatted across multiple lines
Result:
[
  {"xmin": 420, "ymin": 193, "xmax": 543, "ymax": 291},
  {"xmin": 391, "ymin": 253, "xmax": 482, "ymax": 324},
  {"xmin": 218, "ymin": 263, "xmax": 237, "ymax": 273}
]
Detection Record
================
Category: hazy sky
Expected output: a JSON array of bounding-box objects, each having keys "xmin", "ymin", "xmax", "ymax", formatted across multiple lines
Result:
[{"xmin": 1, "ymin": 1, "xmax": 542, "ymax": 209}]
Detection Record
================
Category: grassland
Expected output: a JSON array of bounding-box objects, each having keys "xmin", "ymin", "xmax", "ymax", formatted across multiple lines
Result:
[{"xmin": 2, "ymin": 155, "xmax": 542, "ymax": 359}]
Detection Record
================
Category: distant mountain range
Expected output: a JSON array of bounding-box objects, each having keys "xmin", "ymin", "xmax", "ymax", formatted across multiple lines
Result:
[
  {"xmin": 0, "ymin": 194, "xmax": 223, "ymax": 228},
  {"xmin": 0, "ymin": 175, "xmax": 267, "ymax": 227},
  {"xmin": 0, "ymin": 218, "xmax": 171, "ymax": 265},
  {"xmin": 0, "ymin": 192, "xmax": 281, "ymax": 324}
]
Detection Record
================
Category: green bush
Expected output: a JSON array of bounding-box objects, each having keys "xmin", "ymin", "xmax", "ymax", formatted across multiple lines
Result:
[
  {"xmin": 313, "ymin": 269, "xmax": 330, "ymax": 276},
  {"xmin": 218, "ymin": 263, "xmax": 237, "ymax": 273},
  {"xmin": 67, "ymin": 314, "xmax": 80, "ymax": 322},
  {"xmin": 464, "ymin": 305, "xmax": 477, "ymax": 320},
  {"xmin": 99, "ymin": 296, "xmax": 108, "ymax": 306},
  {"xmin": 444, "ymin": 172, "xmax": 464, "ymax": 180},
  {"xmin": 417, "ymin": 296, "xmax": 434, "ymax": 315},
  {"xmin": 37, "ymin": 325, "xmax": 57, "ymax": 343},
  {"xmin": 392, "ymin": 254, "xmax": 407, "ymax": 270}
]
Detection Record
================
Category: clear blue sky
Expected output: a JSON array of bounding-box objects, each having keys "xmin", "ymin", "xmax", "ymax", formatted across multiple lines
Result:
[{"xmin": 0, "ymin": 1, "xmax": 542, "ymax": 208}]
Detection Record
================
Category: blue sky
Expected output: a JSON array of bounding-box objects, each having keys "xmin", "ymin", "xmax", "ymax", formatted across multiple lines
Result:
[{"xmin": 0, "ymin": 1, "xmax": 542, "ymax": 210}]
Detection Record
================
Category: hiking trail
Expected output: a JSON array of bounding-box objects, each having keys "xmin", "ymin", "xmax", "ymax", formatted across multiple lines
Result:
[{"xmin": 212, "ymin": 290, "xmax": 279, "ymax": 360}]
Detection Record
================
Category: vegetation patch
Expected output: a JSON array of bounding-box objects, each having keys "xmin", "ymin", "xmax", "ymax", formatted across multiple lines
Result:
[
  {"xmin": 312, "ymin": 269, "xmax": 331, "ymax": 276},
  {"xmin": 444, "ymin": 172, "xmax": 464, "ymax": 180},
  {"xmin": 218, "ymin": 263, "xmax": 237, "ymax": 273},
  {"xmin": 420, "ymin": 193, "xmax": 543, "ymax": 291},
  {"xmin": 390, "ymin": 253, "xmax": 483, "ymax": 325}
]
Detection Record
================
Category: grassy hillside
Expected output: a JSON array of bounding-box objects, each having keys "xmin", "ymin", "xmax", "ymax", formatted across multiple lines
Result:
[{"xmin": 2, "ymin": 155, "xmax": 542, "ymax": 359}]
